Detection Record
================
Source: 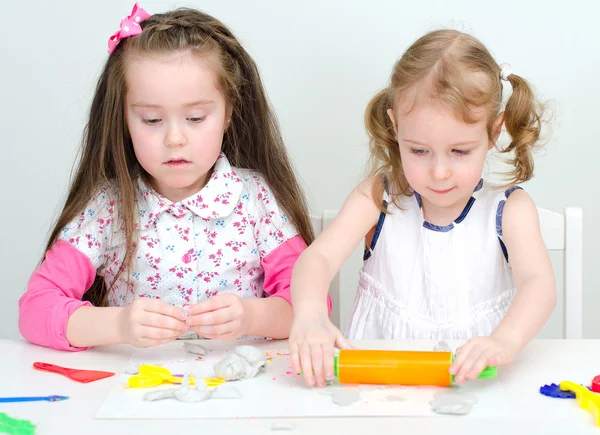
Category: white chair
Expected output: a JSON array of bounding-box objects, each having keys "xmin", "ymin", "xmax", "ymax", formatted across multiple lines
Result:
[
  {"xmin": 311, "ymin": 206, "xmax": 583, "ymax": 338},
  {"xmin": 537, "ymin": 207, "xmax": 583, "ymax": 338}
]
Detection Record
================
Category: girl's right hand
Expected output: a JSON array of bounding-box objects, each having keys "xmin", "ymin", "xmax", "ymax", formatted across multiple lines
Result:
[
  {"xmin": 117, "ymin": 299, "xmax": 188, "ymax": 347},
  {"xmin": 288, "ymin": 310, "xmax": 351, "ymax": 388}
]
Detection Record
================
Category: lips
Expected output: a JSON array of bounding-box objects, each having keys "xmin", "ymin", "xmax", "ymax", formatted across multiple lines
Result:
[
  {"xmin": 430, "ymin": 187, "xmax": 454, "ymax": 194},
  {"xmin": 164, "ymin": 158, "xmax": 191, "ymax": 168}
]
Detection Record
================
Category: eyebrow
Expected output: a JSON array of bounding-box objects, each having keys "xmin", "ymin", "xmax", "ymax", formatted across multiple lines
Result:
[
  {"xmin": 131, "ymin": 100, "xmax": 216, "ymax": 108},
  {"xmin": 402, "ymin": 138, "xmax": 479, "ymax": 147}
]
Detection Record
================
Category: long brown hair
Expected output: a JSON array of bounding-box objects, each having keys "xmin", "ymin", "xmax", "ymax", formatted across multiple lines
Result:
[
  {"xmin": 44, "ymin": 8, "xmax": 313, "ymax": 306},
  {"xmin": 365, "ymin": 29, "xmax": 546, "ymax": 210}
]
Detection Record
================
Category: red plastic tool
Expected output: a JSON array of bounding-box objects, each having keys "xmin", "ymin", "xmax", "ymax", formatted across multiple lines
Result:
[
  {"xmin": 592, "ymin": 375, "xmax": 600, "ymax": 393},
  {"xmin": 33, "ymin": 362, "xmax": 115, "ymax": 383}
]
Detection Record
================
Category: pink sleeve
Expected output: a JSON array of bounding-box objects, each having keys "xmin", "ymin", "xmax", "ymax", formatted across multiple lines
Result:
[
  {"xmin": 18, "ymin": 240, "xmax": 96, "ymax": 351},
  {"xmin": 261, "ymin": 235, "xmax": 332, "ymax": 315}
]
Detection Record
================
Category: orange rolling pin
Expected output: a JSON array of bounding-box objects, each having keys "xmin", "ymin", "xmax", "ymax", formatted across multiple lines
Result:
[{"xmin": 333, "ymin": 349, "xmax": 497, "ymax": 386}]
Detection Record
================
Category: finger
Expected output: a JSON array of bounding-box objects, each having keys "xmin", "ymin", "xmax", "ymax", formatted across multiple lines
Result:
[
  {"xmin": 487, "ymin": 355, "xmax": 500, "ymax": 366},
  {"xmin": 189, "ymin": 295, "xmax": 231, "ymax": 315},
  {"xmin": 449, "ymin": 340, "xmax": 478, "ymax": 374},
  {"xmin": 299, "ymin": 343, "xmax": 315, "ymax": 387},
  {"xmin": 141, "ymin": 312, "xmax": 188, "ymax": 331},
  {"xmin": 455, "ymin": 345, "xmax": 485, "ymax": 384},
  {"xmin": 467, "ymin": 349, "xmax": 497, "ymax": 380},
  {"xmin": 191, "ymin": 321, "xmax": 237, "ymax": 337},
  {"xmin": 487, "ymin": 346, "xmax": 509, "ymax": 366},
  {"xmin": 323, "ymin": 342, "xmax": 336, "ymax": 380},
  {"xmin": 142, "ymin": 299, "xmax": 187, "ymax": 321},
  {"xmin": 138, "ymin": 336, "xmax": 178, "ymax": 348},
  {"xmin": 310, "ymin": 345, "xmax": 326, "ymax": 388},
  {"xmin": 334, "ymin": 330, "xmax": 352, "ymax": 350},
  {"xmin": 202, "ymin": 334, "xmax": 238, "ymax": 340},
  {"xmin": 140, "ymin": 325, "xmax": 184, "ymax": 341},
  {"xmin": 188, "ymin": 307, "xmax": 237, "ymax": 327},
  {"xmin": 289, "ymin": 340, "xmax": 302, "ymax": 376}
]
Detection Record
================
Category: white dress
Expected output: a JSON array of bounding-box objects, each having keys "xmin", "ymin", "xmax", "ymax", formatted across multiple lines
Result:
[{"xmin": 345, "ymin": 179, "xmax": 520, "ymax": 340}]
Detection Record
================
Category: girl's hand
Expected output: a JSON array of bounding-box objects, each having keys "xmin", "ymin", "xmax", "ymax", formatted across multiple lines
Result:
[
  {"xmin": 187, "ymin": 294, "xmax": 250, "ymax": 340},
  {"xmin": 117, "ymin": 298, "xmax": 188, "ymax": 347},
  {"xmin": 288, "ymin": 309, "xmax": 351, "ymax": 388},
  {"xmin": 449, "ymin": 335, "xmax": 519, "ymax": 384}
]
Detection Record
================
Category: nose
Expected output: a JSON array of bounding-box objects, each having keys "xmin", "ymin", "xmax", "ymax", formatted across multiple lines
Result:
[
  {"xmin": 165, "ymin": 122, "xmax": 186, "ymax": 148},
  {"xmin": 431, "ymin": 155, "xmax": 451, "ymax": 181}
]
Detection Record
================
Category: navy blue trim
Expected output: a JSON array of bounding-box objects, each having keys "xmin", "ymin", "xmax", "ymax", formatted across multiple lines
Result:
[
  {"xmin": 414, "ymin": 191, "xmax": 422, "ymax": 208},
  {"xmin": 363, "ymin": 176, "xmax": 389, "ymax": 261},
  {"xmin": 495, "ymin": 185, "xmax": 523, "ymax": 262},
  {"xmin": 454, "ymin": 197, "xmax": 476, "ymax": 224},
  {"xmin": 364, "ymin": 209, "xmax": 386, "ymax": 260},
  {"xmin": 496, "ymin": 200, "xmax": 506, "ymax": 236},
  {"xmin": 423, "ymin": 221, "xmax": 454, "ymax": 232},
  {"xmin": 498, "ymin": 236, "xmax": 509, "ymax": 262},
  {"xmin": 505, "ymin": 186, "xmax": 522, "ymax": 198},
  {"xmin": 420, "ymin": 178, "xmax": 483, "ymax": 232}
]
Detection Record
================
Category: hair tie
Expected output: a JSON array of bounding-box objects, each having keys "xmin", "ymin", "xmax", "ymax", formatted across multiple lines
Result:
[
  {"xmin": 499, "ymin": 63, "xmax": 513, "ymax": 81},
  {"xmin": 108, "ymin": 3, "xmax": 152, "ymax": 54}
]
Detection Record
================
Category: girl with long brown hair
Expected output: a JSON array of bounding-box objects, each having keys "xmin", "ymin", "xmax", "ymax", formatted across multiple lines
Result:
[{"xmin": 19, "ymin": 3, "xmax": 322, "ymax": 351}]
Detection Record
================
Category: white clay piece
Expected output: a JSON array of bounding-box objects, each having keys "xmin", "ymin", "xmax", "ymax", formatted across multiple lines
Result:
[
  {"xmin": 385, "ymin": 395, "xmax": 405, "ymax": 402},
  {"xmin": 331, "ymin": 389, "xmax": 361, "ymax": 406},
  {"xmin": 143, "ymin": 373, "xmax": 241, "ymax": 403},
  {"xmin": 429, "ymin": 390, "xmax": 478, "ymax": 415},
  {"xmin": 433, "ymin": 340, "xmax": 452, "ymax": 352},
  {"xmin": 124, "ymin": 361, "xmax": 141, "ymax": 375},
  {"xmin": 270, "ymin": 422, "xmax": 295, "ymax": 431},
  {"xmin": 319, "ymin": 387, "xmax": 362, "ymax": 407},
  {"xmin": 213, "ymin": 345, "xmax": 267, "ymax": 381},
  {"xmin": 184, "ymin": 341, "xmax": 209, "ymax": 356}
]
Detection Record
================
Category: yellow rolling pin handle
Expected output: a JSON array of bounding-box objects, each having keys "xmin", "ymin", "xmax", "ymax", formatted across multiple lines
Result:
[{"xmin": 560, "ymin": 381, "xmax": 600, "ymax": 427}]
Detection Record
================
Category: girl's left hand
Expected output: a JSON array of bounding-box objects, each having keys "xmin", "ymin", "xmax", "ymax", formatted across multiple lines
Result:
[
  {"xmin": 449, "ymin": 335, "xmax": 518, "ymax": 384},
  {"xmin": 187, "ymin": 294, "xmax": 249, "ymax": 339}
]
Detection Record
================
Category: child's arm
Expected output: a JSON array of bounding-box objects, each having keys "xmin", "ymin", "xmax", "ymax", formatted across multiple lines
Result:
[
  {"xmin": 290, "ymin": 180, "xmax": 381, "ymax": 387},
  {"xmin": 450, "ymin": 189, "xmax": 556, "ymax": 382},
  {"xmin": 492, "ymin": 189, "xmax": 556, "ymax": 347},
  {"xmin": 67, "ymin": 299, "xmax": 187, "ymax": 348},
  {"xmin": 18, "ymin": 240, "xmax": 127, "ymax": 350},
  {"xmin": 291, "ymin": 181, "xmax": 380, "ymax": 315},
  {"xmin": 19, "ymin": 240, "xmax": 188, "ymax": 350},
  {"xmin": 19, "ymin": 240, "xmax": 96, "ymax": 351}
]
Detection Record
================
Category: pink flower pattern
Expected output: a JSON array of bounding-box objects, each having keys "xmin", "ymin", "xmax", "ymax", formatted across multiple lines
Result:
[{"xmin": 58, "ymin": 153, "xmax": 298, "ymax": 312}]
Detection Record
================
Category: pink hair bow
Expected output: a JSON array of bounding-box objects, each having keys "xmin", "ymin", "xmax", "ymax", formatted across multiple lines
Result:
[{"xmin": 107, "ymin": 3, "xmax": 151, "ymax": 54}]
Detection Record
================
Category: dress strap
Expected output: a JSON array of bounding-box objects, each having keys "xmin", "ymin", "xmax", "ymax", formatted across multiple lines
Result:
[
  {"xmin": 363, "ymin": 177, "xmax": 389, "ymax": 261},
  {"xmin": 496, "ymin": 186, "xmax": 523, "ymax": 263}
]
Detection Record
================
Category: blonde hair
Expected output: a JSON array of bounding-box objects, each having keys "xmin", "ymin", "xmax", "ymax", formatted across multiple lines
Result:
[
  {"xmin": 365, "ymin": 29, "xmax": 546, "ymax": 210},
  {"xmin": 44, "ymin": 8, "xmax": 314, "ymax": 306}
]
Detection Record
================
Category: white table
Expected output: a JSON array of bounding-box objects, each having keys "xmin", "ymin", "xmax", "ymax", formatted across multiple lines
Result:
[{"xmin": 1, "ymin": 338, "xmax": 599, "ymax": 434}]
